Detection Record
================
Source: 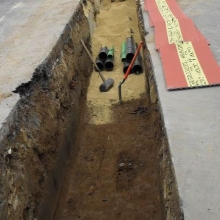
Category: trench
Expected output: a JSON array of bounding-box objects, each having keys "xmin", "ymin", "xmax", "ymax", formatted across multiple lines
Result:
[
  {"xmin": 0, "ymin": 0, "xmax": 184, "ymax": 220},
  {"xmin": 53, "ymin": 0, "xmax": 168, "ymax": 219}
]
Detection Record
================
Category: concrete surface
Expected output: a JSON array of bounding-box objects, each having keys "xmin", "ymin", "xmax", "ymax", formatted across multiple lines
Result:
[
  {"xmin": 141, "ymin": 0, "xmax": 220, "ymax": 219},
  {"xmin": 1, "ymin": 0, "xmax": 220, "ymax": 218},
  {"xmin": 0, "ymin": 0, "xmax": 79, "ymax": 129}
]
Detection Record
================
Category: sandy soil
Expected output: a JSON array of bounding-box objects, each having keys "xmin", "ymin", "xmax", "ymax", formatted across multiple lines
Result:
[{"xmin": 87, "ymin": 0, "xmax": 146, "ymax": 125}]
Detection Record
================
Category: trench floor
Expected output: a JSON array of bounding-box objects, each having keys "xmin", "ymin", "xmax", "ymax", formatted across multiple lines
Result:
[{"xmin": 54, "ymin": 99, "xmax": 165, "ymax": 220}]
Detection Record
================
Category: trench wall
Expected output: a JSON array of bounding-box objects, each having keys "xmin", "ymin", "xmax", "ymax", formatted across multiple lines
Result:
[
  {"xmin": 0, "ymin": 3, "xmax": 93, "ymax": 220},
  {"xmin": 137, "ymin": 1, "xmax": 184, "ymax": 220}
]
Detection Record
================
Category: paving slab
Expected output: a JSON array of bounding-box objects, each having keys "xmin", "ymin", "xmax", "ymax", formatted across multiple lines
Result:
[
  {"xmin": 0, "ymin": 0, "xmax": 79, "ymax": 128},
  {"xmin": 141, "ymin": 0, "xmax": 220, "ymax": 219}
]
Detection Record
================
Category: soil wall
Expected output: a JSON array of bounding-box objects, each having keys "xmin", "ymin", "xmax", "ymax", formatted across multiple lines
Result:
[
  {"xmin": 0, "ymin": 3, "xmax": 92, "ymax": 220},
  {"xmin": 137, "ymin": 2, "xmax": 184, "ymax": 219}
]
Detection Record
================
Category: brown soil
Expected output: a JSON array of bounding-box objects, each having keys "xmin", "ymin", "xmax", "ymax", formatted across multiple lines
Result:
[
  {"xmin": 54, "ymin": 98, "xmax": 165, "ymax": 220},
  {"xmin": 1, "ymin": 4, "xmax": 92, "ymax": 220}
]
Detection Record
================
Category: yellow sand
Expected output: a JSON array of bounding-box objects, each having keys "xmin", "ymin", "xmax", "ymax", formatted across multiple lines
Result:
[{"xmin": 86, "ymin": 0, "xmax": 146, "ymax": 125}]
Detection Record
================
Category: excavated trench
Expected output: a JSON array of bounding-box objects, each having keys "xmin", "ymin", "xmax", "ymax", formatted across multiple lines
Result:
[{"xmin": 0, "ymin": 0, "xmax": 184, "ymax": 220}]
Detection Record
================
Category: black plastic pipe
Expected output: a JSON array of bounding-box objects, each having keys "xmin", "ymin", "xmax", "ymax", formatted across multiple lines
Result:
[
  {"xmin": 132, "ymin": 43, "xmax": 143, "ymax": 74},
  {"xmin": 123, "ymin": 61, "xmax": 133, "ymax": 74},
  {"xmin": 105, "ymin": 58, "xmax": 114, "ymax": 71},
  {"xmin": 125, "ymin": 36, "xmax": 135, "ymax": 62},
  {"xmin": 95, "ymin": 57, "xmax": 104, "ymax": 71},
  {"xmin": 98, "ymin": 46, "xmax": 108, "ymax": 61}
]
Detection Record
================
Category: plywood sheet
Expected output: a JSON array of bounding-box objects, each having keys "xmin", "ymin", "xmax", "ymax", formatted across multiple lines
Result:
[
  {"xmin": 159, "ymin": 41, "xmax": 220, "ymax": 90},
  {"xmin": 146, "ymin": 0, "xmax": 187, "ymax": 25},
  {"xmin": 155, "ymin": 19, "xmax": 203, "ymax": 49}
]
